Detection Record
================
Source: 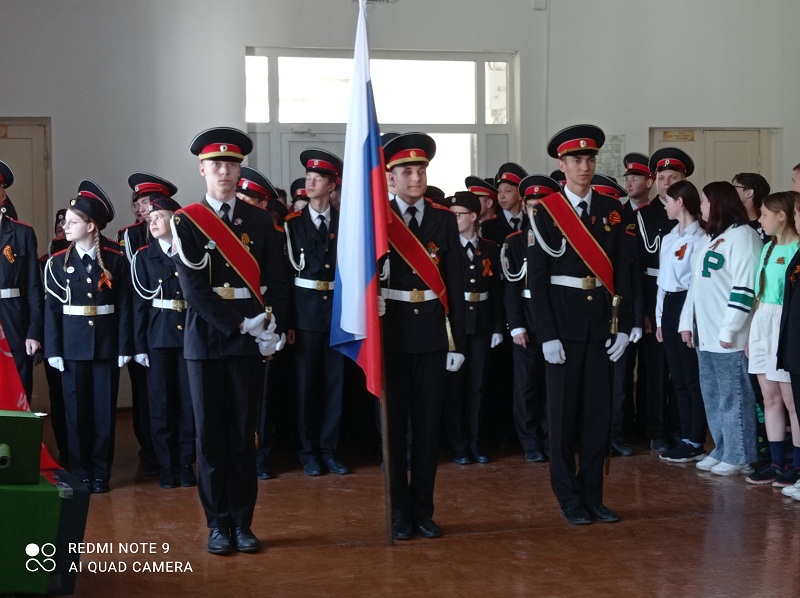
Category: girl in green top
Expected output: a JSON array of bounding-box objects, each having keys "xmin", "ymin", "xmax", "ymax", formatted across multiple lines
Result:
[{"xmin": 746, "ymin": 192, "xmax": 800, "ymax": 486}]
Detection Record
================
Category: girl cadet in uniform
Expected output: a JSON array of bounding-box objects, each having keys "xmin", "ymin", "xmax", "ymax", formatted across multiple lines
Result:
[
  {"xmin": 44, "ymin": 180, "xmax": 133, "ymax": 494},
  {"xmin": 744, "ymin": 192, "xmax": 800, "ymax": 487},
  {"xmin": 679, "ymin": 181, "xmax": 761, "ymax": 477},
  {"xmin": 130, "ymin": 194, "xmax": 196, "ymax": 490}
]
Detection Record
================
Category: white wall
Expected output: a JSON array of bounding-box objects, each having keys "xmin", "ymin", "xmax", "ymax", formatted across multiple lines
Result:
[{"xmin": 2, "ymin": 0, "xmax": 799, "ymax": 222}]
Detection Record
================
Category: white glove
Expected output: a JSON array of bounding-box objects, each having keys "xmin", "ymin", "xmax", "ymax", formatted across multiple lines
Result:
[
  {"xmin": 377, "ymin": 295, "xmax": 386, "ymax": 317},
  {"xmin": 605, "ymin": 332, "xmax": 630, "ymax": 363},
  {"xmin": 258, "ymin": 334, "xmax": 280, "ymax": 357},
  {"xmin": 134, "ymin": 353, "xmax": 150, "ymax": 367},
  {"xmin": 629, "ymin": 327, "xmax": 643, "ymax": 344},
  {"xmin": 275, "ymin": 332, "xmax": 287, "ymax": 352},
  {"xmin": 446, "ymin": 352, "xmax": 466, "ymax": 372},
  {"xmin": 118, "ymin": 355, "xmax": 132, "ymax": 367},
  {"xmin": 542, "ymin": 339, "xmax": 566, "ymax": 364},
  {"xmin": 47, "ymin": 357, "xmax": 65, "ymax": 372},
  {"xmin": 490, "ymin": 333, "xmax": 503, "ymax": 348},
  {"xmin": 241, "ymin": 312, "xmax": 268, "ymax": 337}
]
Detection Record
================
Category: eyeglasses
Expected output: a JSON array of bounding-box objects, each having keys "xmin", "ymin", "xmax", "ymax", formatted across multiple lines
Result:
[
  {"xmin": 731, "ymin": 184, "xmax": 747, "ymax": 190},
  {"xmin": 63, "ymin": 219, "xmax": 87, "ymax": 228}
]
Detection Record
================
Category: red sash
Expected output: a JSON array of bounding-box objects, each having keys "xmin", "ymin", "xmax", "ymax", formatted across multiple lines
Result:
[
  {"xmin": 538, "ymin": 191, "xmax": 615, "ymax": 296},
  {"xmin": 178, "ymin": 203, "xmax": 264, "ymax": 307},
  {"xmin": 386, "ymin": 200, "xmax": 450, "ymax": 313}
]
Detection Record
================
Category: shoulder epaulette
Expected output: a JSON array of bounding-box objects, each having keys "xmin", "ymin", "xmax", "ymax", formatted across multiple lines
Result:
[
  {"xmin": 117, "ymin": 221, "xmax": 143, "ymax": 234},
  {"xmin": 504, "ymin": 229, "xmax": 524, "ymax": 241},
  {"xmin": 8, "ymin": 217, "xmax": 34, "ymax": 228},
  {"xmin": 51, "ymin": 247, "xmax": 68, "ymax": 258},
  {"xmin": 136, "ymin": 244, "xmax": 149, "ymax": 252},
  {"xmin": 103, "ymin": 246, "xmax": 125, "ymax": 257},
  {"xmin": 284, "ymin": 211, "xmax": 301, "ymax": 222},
  {"xmin": 479, "ymin": 236, "xmax": 499, "ymax": 247},
  {"xmin": 428, "ymin": 200, "xmax": 453, "ymax": 212},
  {"xmin": 274, "ymin": 224, "xmax": 285, "ymax": 234}
]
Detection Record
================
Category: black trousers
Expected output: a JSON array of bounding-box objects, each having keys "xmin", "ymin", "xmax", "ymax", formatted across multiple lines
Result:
[
  {"xmin": 11, "ymin": 347, "xmax": 33, "ymax": 406},
  {"xmin": 62, "ymin": 359, "xmax": 119, "ymax": 481},
  {"xmin": 546, "ymin": 338, "xmax": 611, "ymax": 509},
  {"xmin": 444, "ymin": 334, "xmax": 490, "ymax": 454},
  {"xmin": 642, "ymin": 330, "xmax": 671, "ymax": 439},
  {"xmin": 147, "ymin": 347, "xmax": 195, "ymax": 470},
  {"xmin": 386, "ymin": 350, "xmax": 446, "ymax": 519},
  {"xmin": 294, "ymin": 329, "xmax": 344, "ymax": 464},
  {"xmin": 44, "ymin": 359, "xmax": 69, "ymax": 460},
  {"xmin": 128, "ymin": 361, "xmax": 155, "ymax": 465},
  {"xmin": 661, "ymin": 291, "xmax": 707, "ymax": 444},
  {"xmin": 512, "ymin": 339, "xmax": 548, "ymax": 453},
  {"xmin": 187, "ymin": 356, "xmax": 263, "ymax": 528},
  {"xmin": 611, "ymin": 340, "xmax": 638, "ymax": 442}
]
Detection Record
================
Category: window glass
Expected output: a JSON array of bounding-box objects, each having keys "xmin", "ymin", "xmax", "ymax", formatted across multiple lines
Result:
[
  {"xmin": 245, "ymin": 56, "xmax": 270, "ymax": 123},
  {"xmin": 485, "ymin": 62, "xmax": 508, "ymax": 125}
]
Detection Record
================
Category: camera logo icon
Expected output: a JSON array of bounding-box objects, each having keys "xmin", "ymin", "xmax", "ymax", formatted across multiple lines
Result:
[{"xmin": 25, "ymin": 543, "xmax": 57, "ymax": 572}]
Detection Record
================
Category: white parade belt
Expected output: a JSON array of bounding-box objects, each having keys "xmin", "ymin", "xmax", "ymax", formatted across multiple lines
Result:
[
  {"xmin": 550, "ymin": 275, "xmax": 602, "ymax": 290},
  {"xmin": 152, "ymin": 298, "xmax": 187, "ymax": 311},
  {"xmin": 63, "ymin": 305, "xmax": 115, "ymax": 316},
  {"xmin": 464, "ymin": 292, "xmax": 489, "ymax": 302},
  {"xmin": 381, "ymin": 288, "xmax": 438, "ymax": 303},
  {"xmin": 294, "ymin": 278, "xmax": 335, "ymax": 291},
  {"xmin": 213, "ymin": 286, "xmax": 251, "ymax": 300},
  {"xmin": 646, "ymin": 267, "xmax": 659, "ymax": 277},
  {"xmin": 0, "ymin": 288, "xmax": 21, "ymax": 299}
]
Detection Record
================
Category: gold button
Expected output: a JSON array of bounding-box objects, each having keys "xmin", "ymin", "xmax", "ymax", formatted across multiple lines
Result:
[
  {"xmin": 323, "ymin": 295, "xmax": 328, "ymax": 301},
  {"xmin": 225, "ymin": 263, "xmax": 231, "ymax": 268},
  {"xmin": 87, "ymin": 292, "xmax": 92, "ymax": 298},
  {"xmin": 413, "ymin": 308, "xmax": 419, "ymax": 315},
  {"xmin": 324, "ymin": 264, "xmax": 331, "ymax": 269},
  {"xmin": 587, "ymin": 295, "xmax": 593, "ymax": 301},
  {"xmin": 86, "ymin": 277, "xmax": 92, "ymax": 283},
  {"xmin": 470, "ymin": 279, "xmax": 476, "ymax": 283},
  {"xmin": 469, "ymin": 265, "xmax": 475, "ymax": 270},
  {"xmin": 223, "ymin": 282, "xmax": 230, "ymax": 288},
  {"xmin": 175, "ymin": 271, "xmax": 179, "ymax": 277},
  {"xmin": 177, "ymin": 325, "xmax": 183, "ymax": 331},
  {"xmin": 88, "ymin": 320, "xmax": 94, "ymax": 326}
]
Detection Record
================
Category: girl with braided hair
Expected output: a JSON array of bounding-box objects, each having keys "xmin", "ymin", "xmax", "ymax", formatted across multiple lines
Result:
[{"xmin": 44, "ymin": 180, "xmax": 133, "ymax": 494}]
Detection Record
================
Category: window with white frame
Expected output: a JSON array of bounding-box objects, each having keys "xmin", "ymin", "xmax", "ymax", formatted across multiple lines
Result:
[{"xmin": 245, "ymin": 48, "xmax": 515, "ymax": 196}]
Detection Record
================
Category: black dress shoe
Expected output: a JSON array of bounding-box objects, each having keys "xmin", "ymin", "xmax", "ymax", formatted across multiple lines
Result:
[
  {"xmin": 392, "ymin": 517, "xmax": 412, "ymax": 541},
  {"xmin": 525, "ymin": 450, "xmax": 546, "ymax": 462},
  {"xmin": 231, "ymin": 527, "xmax": 260, "ymax": 553},
  {"xmin": 470, "ymin": 451, "xmax": 490, "ymax": 464},
  {"xmin": 91, "ymin": 479, "xmax": 110, "ymax": 494},
  {"xmin": 141, "ymin": 460, "xmax": 160, "ymax": 477},
  {"xmin": 303, "ymin": 460, "xmax": 322, "ymax": 476},
  {"xmin": 208, "ymin": 527, "xmax": 233, "ymax": 555},
  {"xmin": 159, "ymin": 467, "xmax": 176, "ymax": 489},
  {"xmin": 650, "ymin": 438, "xmax": 671, "ymax": 453},
  {"xmin": 452, "ymin": 453, "xmax": 471, "ymax": 465},
  {"xmin": 413, "ymin": 516, "xmax": 442, "ymax": 538},
  {"xmin": 325, "ymin": 458, "xmax": 350, "ymax": 475},
  {"xmin": 560, "ymin": 504, "xmax": 592, "ymax": 525},
  {"xmin": 256, "ymin": 465, "xmax": 273, "ymax": 480},
  {"xmin": 611, "ymin": 440, "xmax": 633, "ymax": 457},
  {"xmin": 586, "ymin": 503, "xmax": 619, "ymax": 523},
  {"xmin": 180, "ymin": 464, "xmax": 197, "ymax": 487}
]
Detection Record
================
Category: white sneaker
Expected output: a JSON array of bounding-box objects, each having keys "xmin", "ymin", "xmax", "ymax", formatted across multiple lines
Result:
[
  {"xmin": 783, "ymin": 481, "xmax": 800, "ymax": 498},
  {"xmin": 696, "ymin": 455, "xmax": 720, "ymax": 471},
  {"xmin": 710, "ymin": 461, "xmax": 754, "ymax": 476}
]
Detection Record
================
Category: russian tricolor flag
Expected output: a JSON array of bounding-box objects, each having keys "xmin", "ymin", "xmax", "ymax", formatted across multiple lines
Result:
[{"xmin": 331, "ymin": 0, "xmax": 389, "ymax": 399}]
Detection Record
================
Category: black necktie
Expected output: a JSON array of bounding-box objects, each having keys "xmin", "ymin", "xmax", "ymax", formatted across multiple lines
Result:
[
  {"xmin": 510, "ymin": 217, "xmax": 520, "ymax": 231},
  {"xmin": 465, "ymin": 241, "xmax": 475, "ymax": 261},
  {"xmin": 82, "ymin": 254, "xmax": 93, "ymax": 273},
  {"xmin": 578, "ymin": 201, "xmax": 591, "ymax": 227},
  {"xmin": 220, "ymin": 202, "xmax": 232, "ymax": 226},
  {"xmin": 407, "ymin": 206, "xmax": 420, "ymax": 235},
  {"xmin": 318, "ymin": 214, "xmax": 328, "ymax": 241}
]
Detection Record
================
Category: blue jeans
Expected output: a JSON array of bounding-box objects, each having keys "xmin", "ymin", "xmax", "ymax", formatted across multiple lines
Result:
[{"xmin": 696, "ymin": 350, "xmax": 757, "ymax": 465}]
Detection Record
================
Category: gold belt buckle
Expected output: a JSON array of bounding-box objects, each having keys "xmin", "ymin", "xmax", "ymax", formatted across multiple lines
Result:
[
  {"xmin": 409, "ymin": 290, "xmax": 425, "ymax": 303},
  {"xmin": 316, "ymin": 280, "xmax": 331, "ymax": 291},
  {"xmin": 468, "ymin": 292, "xmax": 481, "ymax": 303},
  {"xmin": 83, "ymin": 305, "xmax": 98, "ymax": 316},
  {"xmin": 173, "ymin": 300, "xmax": 185, "ymax": 312},
  {"xmin": 216, "ymin": 287, "xmax": 235, "ymax": 300},
  {"xmin": 581, "ymin": 276, "xmax": 597, "ymax": 290}
]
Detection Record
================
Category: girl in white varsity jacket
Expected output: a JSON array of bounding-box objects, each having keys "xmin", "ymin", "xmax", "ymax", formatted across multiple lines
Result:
[{"xmin": 679, "ymin": 181, "xmax": 761, "ymax": 476}]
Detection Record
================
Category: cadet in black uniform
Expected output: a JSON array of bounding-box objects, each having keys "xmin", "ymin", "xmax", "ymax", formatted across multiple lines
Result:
[
  {"xmin": 44, "ymin": 180, "xmax": 133, "ymax": 494},
  {"xmin": 236, "ymin": 166, "xmax": 288, "ymax": 226},
  {"xmin": 131, "ymin": 194, "xmax": 196, "ymax": 490},
  {"xmin": 465, "ymin": 175, "xmax": 498, "ymax": 226},
  {"xmin": 591, "ymin": 173, "xmax": 644, "ymax": 457},
  {"xmin": 284, "ymin": 148, "xmax": 349, "ymax": 476},
  {"xmin": 529, "ymin": 125, "xmax": 631, "ymax": 525},
  {"xmin": 380, "ymin": 132, "xmax": 466, "ymax": 540},
  {"xmin": 444, "ymin": 191, "xmax": 504, "ymax": 464},
  {"xmin": 480, "ymin": 163, "xmax": 529, "ymax": 246},
  {"xmin": 290, "ymin": 178, "xmax": 309, "ymax": 213},
  {"xmin": 0, "ymin": 159, "xmax": 44, "ymax": 403},
  {"xmin": 119, "ymin": 173, "xmax": 179, "ymax": 476},
  {"xmin": 502, "ymin": 175, "xmax": 562, "ymax": 463},
  {"xmin": 171, "ymin": 127, "xmax": 289, "ymax": 555}
]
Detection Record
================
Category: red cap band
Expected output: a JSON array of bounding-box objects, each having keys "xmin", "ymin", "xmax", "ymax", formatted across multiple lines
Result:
[
  {"xmin": 593, "ymin": 185, "xmax": 621, "ymax": 200},
  {"xmin": 293, "ymin": 188, "xmax": 308, "ymax": 198},
  {"xmin": 199, "ymin": 143, "xmax": 244, "ymax": 161},
  {"xmin": 557, "ymin": 138, "xmax": 599, "ymax": 157},
  {"xmin": 134, "ymin": 182, "xmax": 171, "ymax": 197},
  {"xmin": 305, "ymin": 159, "xmax": 338, "ymax": 174},
  {"xmin": 625, "ymin": 162, "xmax": 652, "ymax": 176},
  {"xmin": 77, "ymin": 190, "xmax": 110, "ymax": 213},
  {"xmin": 656, "ymin": 158, "xmax": 686, "ymax": 173},
  {"xmin": 239, "ymin": 179, "xmax": 269, "ymax": 198},
  {"xmin": 468, "ymin": 185, "xmax": 497, "ymax": 201},
  {"xmin": 498, "ymin": 172, "xmax": 522, "ymax": 185},
  {"xmin": 385, "ymin": 148, "xmax": 429, "ymax": 170}
]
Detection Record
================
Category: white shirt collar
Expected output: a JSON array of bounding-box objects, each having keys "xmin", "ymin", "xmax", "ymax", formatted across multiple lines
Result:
[
  {"xmin": 563, "ymin": 185, "xmax": 591, "ymax": 210},
  {"xmin": 158, "ymin": 238, "xmax": 172, "ymax": 254},
  {"xmin": 502, "ymin": 208, "xmax": 522, "ymax": 225},
  {"xmin": 206, "ymin": 195, "xmax": 236, "ymax": 220},
  {"xmin": 75, "ymin": 244, "xmax": 97, "ymax": 260},
  {"xmin": 460, "ymin": 234, "xmax": 478, "ymax": 247},
  {"xmin": 309, "ymin": 204, "xmax": 331, "ymax": 224},
  {"xmin": 395, "ymin": 196, "xmax": 425, "ymax": 219}
]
